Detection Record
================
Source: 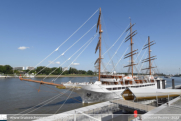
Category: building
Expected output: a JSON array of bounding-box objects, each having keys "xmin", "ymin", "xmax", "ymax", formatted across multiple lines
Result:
[
  {"xmin": 14, "ymin": 67, "xmax": 24, "ymax": 71},
  {"xmin": 26, "ymin": 66, "xmax": 35, "ymax": 70},
  {"xmin": 14, "ymin": 66, "xmax": 35, "ymax": 71}
]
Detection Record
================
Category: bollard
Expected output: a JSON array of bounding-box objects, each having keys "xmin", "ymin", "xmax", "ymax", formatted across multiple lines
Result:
[
  {"xmin": 172, "ymin": 79, "xmax": 175, "ymax": 89},
  {"xmin": 162, "ymin": 80, "xmax": 165, "ymax": 89},
  {"xmin": 157, "ymin": 80, "xmax": 160, "ymax": 89}
]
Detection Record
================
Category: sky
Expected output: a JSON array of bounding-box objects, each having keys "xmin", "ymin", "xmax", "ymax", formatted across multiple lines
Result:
[{"xmin": 0, "ymin": 0, "xmax": 181, "ymax": 74}]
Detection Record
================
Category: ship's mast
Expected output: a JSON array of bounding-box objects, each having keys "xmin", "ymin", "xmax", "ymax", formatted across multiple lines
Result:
[
  {"xmin": 148, "ymin": 37, "xmax": 151, "ymax": 75},
  {"xmin": 130, "ymin": 20, "xmax": 134, "ymax": 77},
  {"xmin": 124, "ymin": 19, "xmax": 137, "ymax": 77},
  {"xmin": 95, "ymin": 8, "xmax": 103, "ymax": 81},
  {"xmin": 142, "ymin": 36, "xmax": 157, "ymax": 75}
]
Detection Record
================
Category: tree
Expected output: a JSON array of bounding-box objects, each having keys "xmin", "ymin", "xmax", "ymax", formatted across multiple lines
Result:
[
  {"xmin": 62, "ymin": 70, "xmax": 69, "ymax": 75},
  {"xmin": 69, "ymin": 67, "xmax": 72, "ymax": 74},
  {"xmin": 36, "ymin": 66, "xmax": 45, "ymax": 74},
  {"xmin": 14, "ymin": 70, "xmax": 20, "ymax": 74},
  {"xmin": 51, "ymin": 67, "xmax": 61, "ymax": 75},
  {"xmin": 0, "ymin": 65, "xmax": 13, "ymax": 74},
  {"xmin": 87, "ymin": 70, "xmax": 93, "ymax": 75},
  {"xmin": 78, "ymin": 70, "xmax": 86, "ymax": 74},
  {"xmin": 0, "ymin": 65, "xmax": 5, "ymax": 74}
]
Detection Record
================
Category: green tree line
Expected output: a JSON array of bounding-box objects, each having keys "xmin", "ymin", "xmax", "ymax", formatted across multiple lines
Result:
[
  {"xmin": 0, "ymin": 65, "xmax": 95, "ymax": 75},
  {"xmin": 0, "ymin": 65, "xmax": 13, "ymax": 74}
]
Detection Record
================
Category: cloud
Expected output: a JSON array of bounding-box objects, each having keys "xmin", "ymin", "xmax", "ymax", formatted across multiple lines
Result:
[
  {"xmin": 71, "ymin": 63, "xmax": 80, "ymax": 66},
  {"xmin": 48, "ymin": 61, "xmax": 55, "ymax": 64},
  {"xmin": 18, "ymin": 46, "xmax": 29, "ymax": 50},
  {"xmin": 48, "ymin": 61, "xmax": 60, "ymax": 64},
  {"xmin": 56, "ymin": 61, "xmax": 60, "ymax": 64}
]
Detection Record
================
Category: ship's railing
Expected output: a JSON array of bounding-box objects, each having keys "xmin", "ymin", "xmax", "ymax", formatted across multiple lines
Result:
[
  {"xmin": 61, "ymin": 82, "xmax": 93, "ymax": 85},
  {"xmin": 61, "ymin": 81, "xmax": 156, "ymax": 87}
]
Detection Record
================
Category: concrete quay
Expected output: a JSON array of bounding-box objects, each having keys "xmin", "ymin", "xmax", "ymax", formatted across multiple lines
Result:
[{"xmin": 134, "ymin": 96, "xmax": 181, "ymax": 121}]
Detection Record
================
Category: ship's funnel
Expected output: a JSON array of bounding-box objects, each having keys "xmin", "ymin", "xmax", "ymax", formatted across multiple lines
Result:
[{"xmin": 121, "ymin": 88, "xmax": 181, "ymax": 101}]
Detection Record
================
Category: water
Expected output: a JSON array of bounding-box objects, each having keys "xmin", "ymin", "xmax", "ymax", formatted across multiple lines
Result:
[
  {"xmin": 0, "ymin": 76, "xmax": 180, "ymax": 114},
  {"xmin": 162, "ymin": 76, "xmax": 181, "ymax": 88},
  {"xmin": 0, "ymin": 77, "xmax": 97, "ymax": 114}
]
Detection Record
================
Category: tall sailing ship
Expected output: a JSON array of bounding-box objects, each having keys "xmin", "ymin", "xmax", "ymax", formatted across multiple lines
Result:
[{"xmin": 20, "ymin": 8, "xmax": 165, "ymax": 103}]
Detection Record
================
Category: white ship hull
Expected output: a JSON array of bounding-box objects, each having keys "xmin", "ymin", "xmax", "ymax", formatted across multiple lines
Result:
[{"xmin": 64, "ymin": 81, "xmax": 158, "ymax": 103}]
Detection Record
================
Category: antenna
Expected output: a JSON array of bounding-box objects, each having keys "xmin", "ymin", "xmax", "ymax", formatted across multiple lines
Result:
[{"xmin": 124, "ymin": 20, "xmax": 138, "ymax": 77}]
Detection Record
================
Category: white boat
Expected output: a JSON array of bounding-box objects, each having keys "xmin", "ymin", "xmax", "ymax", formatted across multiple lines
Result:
[
  {"xmin": 0, "ymin": 74, "xmax": 6, "ymax": 78},
  {"xmin": 62, "ymin": 74, "xmax": 162, "ymax": 103},
  {"xmin": 60, "ymin": 8, "xmax": 165, "ymax": 103},
  {"xmin": 23, "ymin": 73, "xmax": 35, "ymax": 78},
  {"xmin": 20, "ymin": 8, "xmax": 165, "ymax": 103}
]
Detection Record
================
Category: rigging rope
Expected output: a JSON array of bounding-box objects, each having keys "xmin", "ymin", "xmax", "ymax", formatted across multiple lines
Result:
[
  {"xmin": 138, "ymin": 54, "xmax": 148, "ymax": 74},
  {"xmin": 54, "ymin": 87, "xmax": 75, "ymax": 114},
  {"xmin": 112, "ymin": 47, "xmax": 129, "ymax": 72},
  {"xmin": 43, "ymin": 33, "xmax": 98, "ymax": 81},
  {"xmin": 24, "ymin": 89, "xmax": 72, "ymax": 115},
  {"xmin": 25, "ymin": 9, "xmax": 99, "ymax": 76},
  {"xmin": 11, "ymin": 88, "xmax": 71, "ymax": 119},
  {"xmin": 153, "ymin": 60, "xmax": 160, "ymax": 74},
  {"xmin": 134, "ymin": 39, "xmax": 147, "ymax": 62},
  {"xmin": 102, "ymin": 24, "xmax": 129, "ymax": 56},
  {"xmin": 35, "ymin": 24, "xmax": 97, "ymax": 76},
  {"xmin": 52, "ymin": 33, "xmax": 96, "ymax": 82},
  {"xmin": 102, "ymin": 13, "xmax": 115, "ymax": 71},
  {"xmin": 137, "ymin": 49, "xmax": 147, "ymax": 67},
  {"xmin": 43, "ymin": 84, "xmax": 81, "ymax": 103},
  {"xmin": 105, "ymin": 31, "xmax": 130, "ymax": 70}
]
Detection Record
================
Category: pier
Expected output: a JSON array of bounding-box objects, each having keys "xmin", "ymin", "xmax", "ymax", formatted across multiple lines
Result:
[
  {"xmin": 110, "ymin": 99, "xmax": 155, "ymax": 112},
  {"xmin": 34, "ymin": 101, "xmax": 120, "ymax": 121},
  {"xmin": 134, "ymin": 96, "xmax": 181, "ymax": 121},
  {"xmin": 33, "ymin": 79, "xmax": 181, "ymax": 121}
]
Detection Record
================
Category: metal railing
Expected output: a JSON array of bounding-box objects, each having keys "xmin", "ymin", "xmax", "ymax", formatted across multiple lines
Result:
[{"xmin": 111, "ymin": 99, "xmax": 155, "ymax": 112}]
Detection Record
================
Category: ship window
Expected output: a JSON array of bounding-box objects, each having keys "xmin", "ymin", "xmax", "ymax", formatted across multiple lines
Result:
[
  {"xmin": 106, "ymin": 88, "xmax": 112, "ymax": 91},
  {"xmin": 113, "ymin": 88, "xmax": 117, "ymax": 90},
  {"xmin": 118, "ymin": 87, "xmax": 121, "ymax": 90},
  {"xmin": 122, "ymin": 87, "xmax": 125, "ymax": 89}
]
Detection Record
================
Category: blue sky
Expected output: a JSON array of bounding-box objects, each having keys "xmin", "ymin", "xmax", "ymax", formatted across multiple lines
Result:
[{"xmin": 0, "ymin": 0, "xmax": 181, "ymax": 74}]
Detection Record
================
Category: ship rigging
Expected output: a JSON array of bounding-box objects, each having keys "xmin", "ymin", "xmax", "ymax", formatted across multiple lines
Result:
[{"xmin": 19, "ymin": 8, "xmax": 165, "ymax": 104}]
